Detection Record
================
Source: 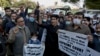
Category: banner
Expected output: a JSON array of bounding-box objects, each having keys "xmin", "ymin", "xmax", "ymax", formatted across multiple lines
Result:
[
  {"xmin": 23, "ymin": 44, "xmax": 45, "ymax": 56},
  {"xmin": 58, "ymin": 30, "xmax": 88, "ymax": 56},
  {"xmin": 86, "ymin": 47, "xmax": 100, "ymax": 56}
]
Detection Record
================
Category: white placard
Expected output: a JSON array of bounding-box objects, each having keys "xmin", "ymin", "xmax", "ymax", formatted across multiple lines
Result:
[
  {"xmin": 23, "ymin": 44, "xmax": 45, "ymax": 56},
  {"xmin": 85, "ymin": 47, "xmax": 100, "ymax": 56},
  {"xmin": 58, "ymin": 30, "xmax": 88, "ymax": 56}
]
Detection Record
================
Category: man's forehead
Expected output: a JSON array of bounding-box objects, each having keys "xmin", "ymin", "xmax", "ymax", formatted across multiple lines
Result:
[{"xmin": 18, "ymin": 18, "xmax": 23, "ymax": 21}]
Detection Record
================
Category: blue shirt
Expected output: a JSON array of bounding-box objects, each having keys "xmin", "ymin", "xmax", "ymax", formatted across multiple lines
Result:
[
  {"xmin": 5, "ymin": 21, "xmax": 16, "ymax": 33},
  {"xmin": 28, "ymin": 39, "xmax": 41, "ymax": 44}
]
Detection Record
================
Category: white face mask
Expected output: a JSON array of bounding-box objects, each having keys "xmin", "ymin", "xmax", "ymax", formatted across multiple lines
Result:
[
  {"xmin": 73, "ymin": 18, "xmax": 81, "ymax": 25},
  {"xmin": 18, "ymin": 26, "xmax": 25, "ymax": 29},
  {"xmin": 43, "ymin": 19, "xmax": 47, "ymax": 22},
  {"xmin": 12, "ymin": 19, "xmax": 15, "ymax": 22},
  {"xmin": 66, "ymin": 21, "xmax": 71, "ymax": 25},
  {"xmin": 31, "ymin": 37, "xmax": 37, "ymax": 41}
]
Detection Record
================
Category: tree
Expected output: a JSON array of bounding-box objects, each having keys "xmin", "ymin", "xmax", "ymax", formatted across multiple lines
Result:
[
  {"xmin": 0, "ymin": 0, "xmax": 11, "ymax": 7},
  {"xmin": 12, "ymin": 0, "xmax": 36, "ymax": 9},
  {"xmin": 62, "ymin": 0, "xmax": 100, "ymax": 9},
  {"xmin": 85, "ymin": 0, "xmax": 100, "ymax": 9}
]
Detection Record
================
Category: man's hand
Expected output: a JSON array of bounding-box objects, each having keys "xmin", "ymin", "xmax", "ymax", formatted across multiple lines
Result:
[
  {"xmin": 87, "ymin": 35, "xmax": 93, "ymax": 43},
  {"xmin": 13, "ymin": 27, "xmax": 19, "ymax": 34}
]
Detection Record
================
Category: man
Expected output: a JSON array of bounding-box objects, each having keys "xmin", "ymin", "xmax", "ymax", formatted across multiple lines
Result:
[
  {"xmin": 38, "ymin": 15, "xmax": 62, "ymax": 56},
  {"xmin": 63, "ymin": 13, "xmax": 92, "ymax": 56},
  {"xmin": 38, "ymin": 14, "xmax": 50, "ymax": 41},
  {"xmin": 26, "ymin": 13, "xmax": 38, "ymax": 34},
  {"xmin": 5, "ymin": 13, "xmax": 17, "ymax": 34},
  {"xmin": 88, "ymin": 23, "xmax": 100, "ymax": 52},
  {"xmin": 7, "ymin": 17, "xmax": 30, "ymax": 56},
  {"xmin": 5, "ymin": 13, "xmax": 17, "ymax": 56},
  {"xmin": 65, "ymin": 13, "xmax": 91, "ymax": 35},
  {"xmin": 0, "ymin": 18, "xmax": 6, "ymax": 56},
  {"xmin": 17, "ymin": 4, "xmax": 28, "ymax": 19},
  {"xmin": 3, "ymin": 7, "xmax": 12, "ymax": 30}
]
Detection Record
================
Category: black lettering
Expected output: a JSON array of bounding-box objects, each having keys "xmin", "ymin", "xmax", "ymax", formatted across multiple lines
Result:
[{"xmin": 76, "ymin": 36, "xmax": 86, "ymax": 40}]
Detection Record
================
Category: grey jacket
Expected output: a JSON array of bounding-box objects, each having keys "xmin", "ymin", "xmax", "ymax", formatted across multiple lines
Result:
[
  {"xmin": 8, "ymin": 26, "xmax": 30, "ymax": 55},
  {"xmin": 26, "ymin": 19, "xmax": 38, "ymax": 34}
]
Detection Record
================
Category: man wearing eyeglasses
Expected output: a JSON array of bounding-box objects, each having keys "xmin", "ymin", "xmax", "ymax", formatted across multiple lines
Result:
[{"xmin": 7, "ymin": 17, "xmax": 30, "ymax": 56}]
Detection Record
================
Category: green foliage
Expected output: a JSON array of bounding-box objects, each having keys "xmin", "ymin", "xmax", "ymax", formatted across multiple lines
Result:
[
  {"xmin": 62, "ymin": 0, "xmax": 100, "ymax": 9},
  {"xmin": 12, "ymin": 0, "xmax": 36, "ymax": 9},
  {"xmin": 85, "ymin": 0, "xmax": 100, "ymax": 9},
  {"xmin": 0, "ymin": 0, "xmax": 11, "ymax": 7},
  {"xmin": 0, "ymin": 0, "xmax": 36, "ymax": 9}
]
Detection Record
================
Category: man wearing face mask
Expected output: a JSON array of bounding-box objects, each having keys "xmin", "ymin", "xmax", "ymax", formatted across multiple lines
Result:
[
  {"xmin": 38, "ymin": 14, "xmax": 50, "ymax": 41},
  {"xmin": 7, "ymin": 17, "xmax": 30, "ymax": 56},
  {"xmin": 38, "ymin": 15, "xmax": 62, "ymax": 56},
  {"xmin": 65, "ymin": 13, "xmax": 91, "ymax": 35},
  {"xmin": 88, "ymin": 23, "xmax": 100, "ymax": 52},
  {"xmin": 5, "ymin": 13, "xmax": 17, "ymax": 34},
  {"xmin": 26, "ymin": 13, "xmax": 38, "ymax": 34},
  {"xmin": 62, "ymin": 13, "xmax": 92, "ymax": 56},
  {"xmin": 64, "ymin": 17, "xmax": 73, "ymax": 29},
  {"xmin": 5, "ymin": 13, "xmax": 17, "ymax": 56}
]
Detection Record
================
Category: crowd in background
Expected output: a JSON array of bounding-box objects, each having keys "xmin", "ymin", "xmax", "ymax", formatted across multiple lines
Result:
[{"xmin": 0, "ymin": 4, "xmax": 100, "ymax": 56}]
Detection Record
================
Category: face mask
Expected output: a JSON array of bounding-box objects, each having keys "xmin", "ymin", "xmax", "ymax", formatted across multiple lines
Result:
[
  {"xmin": 42, "ymin": 19, "xmax": 47, "ymax": 22},
  {"xmin": 73, "ymin": 18, "xmax": 81, "ymax": 25},
  {"xmin": 29, "ymin": 17, "xmax": 35, "ymax": 22},
  {"xmin": 18, "ymin": 26, "xmax": 25, "ymax": 29},
  {"xmin": 12, "ymin": 19, "xmax": 15, "ymax": 22},
  {"xmin": 31, "ymin": 37, "xmax": 37, "ymax": 41},
  {"xmin": 65, "ymin": 21, "xmax": 71, "ymax": 25}
]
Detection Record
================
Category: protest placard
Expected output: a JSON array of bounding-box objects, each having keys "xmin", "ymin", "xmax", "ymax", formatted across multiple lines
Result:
[
  {"xmin": 23, "ymin": 44, "xmax": 45, "ymax": 56},
  {"xmin": 58, "ymin": 29, "xmax": 88, "ymax": 56},
  {"xmin": 85, "ymin": 47, "xmax": 100, "ymax": 56}
]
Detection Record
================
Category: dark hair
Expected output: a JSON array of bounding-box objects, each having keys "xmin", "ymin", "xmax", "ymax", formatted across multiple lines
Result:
[
  {"xmin": 15, "ymin": 16, "xmax": 22, "ymax": 23},
  {"xmin": 84, "ymin": 17, "xmax": 91, "ymax": 22},
  {"xmin": 36, "ymin": 6, "xmax": 40, "ymax": 9},
  {"xmin": 31, "ymin": 32, "xmax": 38, "ymax": 36},
  {"xmin": 50, "ymin": 15, "xmax": 59, "ymax": 19},
  {"xmin": 67, "ymin": 12, "xmax": 73, "ymax": 15},
  {"xmin": 4, "ymin": 7, "xmax": 11, "ymax": 11},
  {"xmin": 75, "ymin": 12, "xmax": 84, "ymax": 17},
  {"xmin": 11, "ymin": 12, "xmax": 18, "ymax": 16}
]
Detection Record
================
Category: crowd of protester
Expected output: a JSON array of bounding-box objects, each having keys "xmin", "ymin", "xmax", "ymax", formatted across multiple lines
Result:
[{"xmin": 0, "ymin": 4, "xmax": 100, "ymax": 56}]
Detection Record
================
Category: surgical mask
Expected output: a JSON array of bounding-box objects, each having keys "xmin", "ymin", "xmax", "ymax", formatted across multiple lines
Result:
[
  {"xmin": 31, "ymin": 37, "xmax": 37, "ymax": 41},
  {"xmin": 29, "ymin": 17, "xmax": 35, "ymax": 22},
  {"xmin": 12, "ymin": 19, "xmax": 15, "ymax": 22},
  {"xmin": 18, "ymin": 26, "xmax": 25, "ymax": 29},
  {"xmin": 65, "ymin": 21, "xmax": 71, "ymax": 25},
  {"xmin": 42, "ymin": 19, "xmax": 47, "ymax": 22},
  {"xmin": 73, "ymin": 18, "xmax": 81, "ymax": 25}
]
